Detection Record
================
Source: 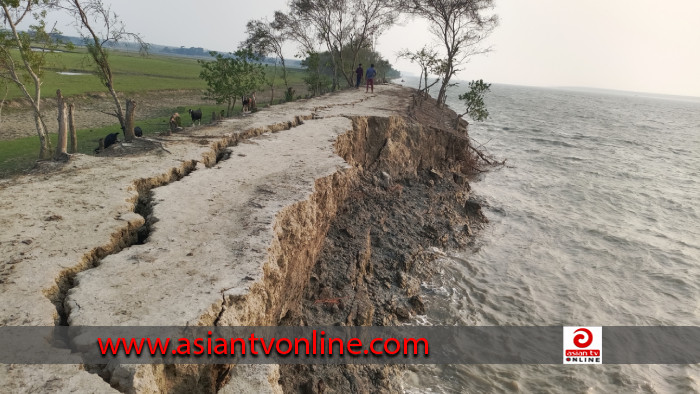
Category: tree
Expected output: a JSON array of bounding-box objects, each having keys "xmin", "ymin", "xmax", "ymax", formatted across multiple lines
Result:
[
  {"xmin": 198, "ymin": 49, "xmax": 266, "ymax": 117},
  {"xmin": 287, "ymin": 0, "xmax": 345, "ymax": 91},
  {"xmin": 300, "ymin": 51, "xmax": 332, "ymax": 96},
  {"xmin": 287, "ymin": 0, "xmax": 400, "ymax": 90},
  {"xmin": 397, "ymin": 45, "xmax": 440, "ymax": 98},
  {"xmin": 61, "ymin": 0, "xmax": 148, "ymax": 137},
  {"xmin": 456, "ymin": 79, "xmax": 490, "ymax": 127},
  {"xmin": 0, "ymin": 0, "xmax": 56, "ymax": 159},
  {"xmin": 271, "ymin": 10, "xmax": 316, "ymax": 58},
  {"xmin": 272, "ymin": 10, "xmax": 325, "ymax": 96},
  {"xmin": 242, "ymin": 17, "xmax": 288, "ymax": 104},
  {"xmin": 408, "ymin": 0, "xmax": 497, "ymax": 107},
  {"xmin": 339, "ymin": 0, "xmax": 399, "ymax": 87}
]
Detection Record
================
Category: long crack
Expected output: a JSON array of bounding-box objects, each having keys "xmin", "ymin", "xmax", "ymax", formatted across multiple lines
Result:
[
  {"xmin": 45, "ymin": 100, "xmax": 434, "ymax": 392},
  {"xmin": 49, "ymin": 113, "xmax": 316, "ymax": 329},
  {"xmin": 41, "ymin": 112, "xmax": 320, "ymax": 393}
]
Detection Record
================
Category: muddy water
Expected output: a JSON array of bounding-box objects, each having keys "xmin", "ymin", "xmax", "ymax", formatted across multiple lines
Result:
[{"xmin": 399, "ymin": 82, "xmax": 700, "ymax": 393}]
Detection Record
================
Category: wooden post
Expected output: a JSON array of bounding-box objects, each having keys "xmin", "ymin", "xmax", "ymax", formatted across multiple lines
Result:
[
  {"xmin": 54, "ymin": 90, "xmax": 68, "ymax": 159},
  {"xmin": 211, "ymin": 111, "xmax": 216, "ymax": 124},
  {"xmin": 124, "ymin": 99, "xmax": 136, "ymax": 142},
  {"xmin": 68, "ymin": 103, "xmax": 77, "ymax": 153}
]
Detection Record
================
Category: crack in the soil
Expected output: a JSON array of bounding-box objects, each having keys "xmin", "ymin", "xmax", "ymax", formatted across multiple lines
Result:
[{"xmin": 43, "ymin": 111, "xmax": 320, "ymax": 392}]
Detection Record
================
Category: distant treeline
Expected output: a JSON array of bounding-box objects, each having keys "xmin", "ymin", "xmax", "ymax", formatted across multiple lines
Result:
[{"xmin": 49, "ymin": 33, "xmax": 303, "ymax": 67}]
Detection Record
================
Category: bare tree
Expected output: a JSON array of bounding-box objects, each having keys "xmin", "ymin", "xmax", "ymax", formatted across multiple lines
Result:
[
  {"xmin": 272, "ymin": 10, "xmax": 316, "ymax": 56},
  {"xmin": 60, "ymin": 0, "xmax": 148, "ymax": 129},
  {"xmin": 340, "ymin": 0, "xmax": 399, "ymax": 87},
  {"xmin": 272, "ymin": 10, "xmax": 324, "ymax": 95},
  {"xmin": 0, "ymin": 0, "xmax": 55, "ymax": 158},
  {"xmin": 288, "ymin": 0, "xmax": 346, "ymax": 91},
  {"xmin": 242, "ymin": 17, "xmax": 288, "ymax": 103},
  {"xmin": 397, "ymin": 45, "xmax": 440, "ymax": 97},
  {"xmin": 288, "ymin": 0, "xmax": 400, "ymax": 89},
  {"xmin": 407, "ymin": 0, "xmax": 497, "ymax": 107}
]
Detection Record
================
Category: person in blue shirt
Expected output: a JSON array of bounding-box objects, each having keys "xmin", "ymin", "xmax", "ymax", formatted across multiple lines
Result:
[{"xmin": 365, "ymin": 64, "xmax": 377, "ymax": 93}]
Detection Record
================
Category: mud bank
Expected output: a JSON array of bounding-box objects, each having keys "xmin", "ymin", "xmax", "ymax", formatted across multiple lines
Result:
[
  {"xmin": 0, "ymin": 85, "xmax": 483, "ymax": 393},
  {"xmin": 278, "ymin": 118, "xmax": 486, "ymax": 392}
]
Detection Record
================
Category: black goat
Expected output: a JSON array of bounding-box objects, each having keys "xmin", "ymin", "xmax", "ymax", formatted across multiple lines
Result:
[
  {"xmin": 120, "ymin": 125, "xmax": 143, "ymax": 137},
  {"xmin": 188, "ymin": 109, "xmax": 203, "ymax": 126},
  {"xmin": 95, "ymin": 132, "xmax": 119, "ymax": 153},
  {"xmin": 104, "ymin": 132, "xmax": 119, "ymax": 148}
]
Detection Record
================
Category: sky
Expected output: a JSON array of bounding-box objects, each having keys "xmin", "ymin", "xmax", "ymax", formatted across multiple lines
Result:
[{"xmin": 30, "ymin": 0, "xmax": 700, "ymax": 97}]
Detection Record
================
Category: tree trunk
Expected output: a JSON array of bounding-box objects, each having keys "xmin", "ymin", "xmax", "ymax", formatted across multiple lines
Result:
[
  {"xmin": 108, "ymin": 84, "xmax": 126, "ymax": 129},
  {"xmin": 423, "ymin": 70, "xmax": 429, "ymax": 99},
  {"xmin": 269, "ymin": 61, "xmax": 277, "ymax": 105},
  {"xmin": 68, "ymin": 103, "xmax": 77, "ymax": 153},
  {"xmin": 55, "ymin": 90, "xmax": 68, "ymax": 159},
  {"xmin": 436, "ymin": 59, "xmax": 454, "ymax": 108},
  {"xmin": 31, "ymin": 112, "xmax": 50, "ymax": 159},
  {"xmin": 280, "ymin": 57, "xmax": 289, "ymax": 89},
  {"xmin": 124, "ymin": 99, "xmax": 136, "ymax": 142},
  {"xmin": 329, "ymin": 47, "xmax": 339, "ymax": 91},
  {"xmin": 437, "ymin": 82, "xmax": 448, "ymax": 107},
  {"xmin": 0, "ymin": 83, "xmax": 7, "ymax": 126},
  {"xmin": 1, "ymin": 3, "xmax": 52, "ymax": 159}
]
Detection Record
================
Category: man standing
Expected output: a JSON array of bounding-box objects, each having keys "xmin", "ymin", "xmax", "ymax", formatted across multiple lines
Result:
[
  {"xmin": 355, "ymin": 63, "xmax": 363, "ymax": 88},
  {"xmin": 365, "ymin": 64, "xmax": 377, "ymax": 93}
]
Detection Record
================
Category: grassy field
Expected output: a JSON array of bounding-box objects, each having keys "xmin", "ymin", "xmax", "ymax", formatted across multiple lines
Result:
[
  {"xmin": 0, "ymin": 48, "xmax": 309, "ymax": 178},
  {"xmin": 3, "ymin": 48, "xmax": 306, "ymax": 99}
]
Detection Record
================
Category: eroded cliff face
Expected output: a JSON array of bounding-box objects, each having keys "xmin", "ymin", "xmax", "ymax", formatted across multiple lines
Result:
[
  {"xmin": 277, "ymin": 116, "xmax": 483, "ymax": 393},
  {"xmin": 0, "ymin": 86, "xmax": 483, "ymax": 393}
]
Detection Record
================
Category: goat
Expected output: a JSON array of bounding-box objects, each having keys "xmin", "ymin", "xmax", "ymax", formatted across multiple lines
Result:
[
  {"xmin": 188, "ymin": 109, "xmax": 202, "ymax": 126},
  {"xmin": 95, "ymin": 132, "xmax": 119, "ymax": 153}
]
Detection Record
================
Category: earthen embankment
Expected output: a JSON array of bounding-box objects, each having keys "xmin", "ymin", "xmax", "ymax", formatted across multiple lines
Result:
[{"xmin": 0, "ymin": 85, "xmax": 484, "ymax": 393}]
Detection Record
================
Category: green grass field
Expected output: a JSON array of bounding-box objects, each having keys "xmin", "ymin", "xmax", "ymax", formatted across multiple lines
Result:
[
  {"xmin": 3, "ymin": 48, "xmax": 306, "ymax": 100},
  {"xmin": 0, "ymin": 48, "xmax": 309, "ymax": 178}
]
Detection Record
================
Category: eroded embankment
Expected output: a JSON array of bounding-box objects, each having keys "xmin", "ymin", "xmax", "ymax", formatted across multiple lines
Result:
[
  {"xmin": 63, "ymin": 115, "xmax": 353, "ymax": 393},
  {"xmin": 56, "ymin": 112, "xmax": 482, "ymax": 393},
  {"xmin": 276, "ymin": 117, "xmax": 486, "ymax": 392},
  {"xmin": 1, "ymin": 86, "xmax": 424, "ymax": 393}
]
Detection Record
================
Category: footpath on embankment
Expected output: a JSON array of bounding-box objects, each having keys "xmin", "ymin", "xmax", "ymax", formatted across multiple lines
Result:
[{"xmin": 0, "ymin": 84, "xmax": 484, "ymax": 393}]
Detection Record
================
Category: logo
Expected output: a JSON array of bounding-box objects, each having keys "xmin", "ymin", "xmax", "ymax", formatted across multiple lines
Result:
[{"xmin": 563, "ymin": 326, "xmax": 602, "ymax": 364}]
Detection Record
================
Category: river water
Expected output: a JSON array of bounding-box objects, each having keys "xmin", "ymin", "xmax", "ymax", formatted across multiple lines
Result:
[{"xmin": 397, "ymin": 80, "xmax": 700, "ymax": 393}]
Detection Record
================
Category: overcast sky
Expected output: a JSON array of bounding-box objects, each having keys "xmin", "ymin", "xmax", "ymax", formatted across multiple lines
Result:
[{"xmin": 36, "ymin": 0, "xmax": 700, "ymax": 97}]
